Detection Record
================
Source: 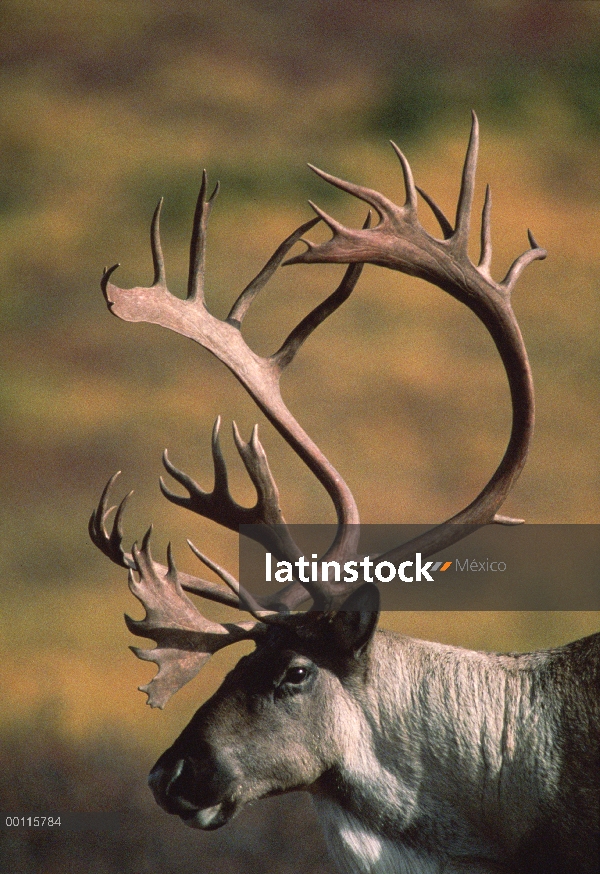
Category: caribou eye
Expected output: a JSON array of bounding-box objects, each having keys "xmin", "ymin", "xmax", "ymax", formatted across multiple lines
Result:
[{"xmin": 282, "ymin": 665, "xmax": 308, "ymax": 685}]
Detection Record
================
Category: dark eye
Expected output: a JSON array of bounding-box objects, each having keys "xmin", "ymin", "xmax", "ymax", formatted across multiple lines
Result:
[{"xmin": 283, "ymin": 666, "xmax": 308, "ymax": 685}]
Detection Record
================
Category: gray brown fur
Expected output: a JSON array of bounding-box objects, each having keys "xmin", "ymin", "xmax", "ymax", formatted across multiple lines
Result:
[{"xmin": 148, "ymin": 597, "xmax": 600, "ymax": 873}]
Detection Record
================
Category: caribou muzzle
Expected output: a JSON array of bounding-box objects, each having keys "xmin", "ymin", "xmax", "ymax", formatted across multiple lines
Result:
[{"xmin": 149, "ymin": 744, "xmax": 238, "ymax": 830}]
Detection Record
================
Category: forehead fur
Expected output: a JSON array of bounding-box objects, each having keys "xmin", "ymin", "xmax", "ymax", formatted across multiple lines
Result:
[{"xmin": 243, "ymin": 611, "xmax": 371, "ymax": 677}]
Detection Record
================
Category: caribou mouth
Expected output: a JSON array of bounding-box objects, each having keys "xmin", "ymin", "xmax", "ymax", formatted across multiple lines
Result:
[{"xmin": 182, "ymin": 799, "xmax": 237, "ymax": 830}]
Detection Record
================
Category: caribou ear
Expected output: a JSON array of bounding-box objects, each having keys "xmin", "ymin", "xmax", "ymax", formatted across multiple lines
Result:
[{"xmin": 332, "ymin": 583, "xmax": 380, "ymax": 656}]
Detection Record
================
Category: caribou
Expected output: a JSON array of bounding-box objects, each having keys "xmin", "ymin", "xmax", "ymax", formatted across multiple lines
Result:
[{"xmin": 90, "ymin": 115, "xmax": 600, "ymax": 873}]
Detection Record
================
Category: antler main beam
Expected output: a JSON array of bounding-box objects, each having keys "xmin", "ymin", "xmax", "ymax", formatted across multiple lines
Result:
[{"xmin": 287, "ymin": 112, "xmax": 545, "ymax": 566}]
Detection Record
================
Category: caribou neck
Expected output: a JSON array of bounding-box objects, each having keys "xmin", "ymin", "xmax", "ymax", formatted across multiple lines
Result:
[{"xmin": 315, "ymin": 632, "xmax": 562, "ymax": 854}]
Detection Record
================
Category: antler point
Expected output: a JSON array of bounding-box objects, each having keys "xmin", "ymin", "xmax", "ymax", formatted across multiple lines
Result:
[
  {"xmin": 231, "ymin": 419, "xmax": 242, "ymax": 440},
  {"xmin": 493, "ymin": 514, "xmax": 525, "ymax": 526},
  {"xmin": 166, "ymin": 542, "xmax": 178, "ymax": 577},
  {"xmin": 141, "ymin": 526, "xmax": 153, "ymax": 552},
  {"xmin": 101, "ymin": 263, "xmax": 120, "ymax": 285},
  {"xmin": 527, "ymin": 228, "xmax": 543, "ymax": 251}
]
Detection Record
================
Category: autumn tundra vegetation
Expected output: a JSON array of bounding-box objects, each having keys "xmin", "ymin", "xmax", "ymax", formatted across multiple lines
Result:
[{"xmin": 2, "ymin": 3, "xmax": 600, "ymax": 872}]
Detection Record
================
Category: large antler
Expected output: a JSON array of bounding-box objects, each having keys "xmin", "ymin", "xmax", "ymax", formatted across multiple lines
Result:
[
  {"xmin": 95, "ymin": 173, "xmax": 370, "ymax": 606},
  {"xmin": 93, "ymin": 186, "xmax": 371, "ymax": 705},
  {"xmin": 92, "ymin": 114, "xmax": 545, "ymax": 706},
  {"xmin": 287, "ymin": 111, "xmax": 545, "ymax": 567}
]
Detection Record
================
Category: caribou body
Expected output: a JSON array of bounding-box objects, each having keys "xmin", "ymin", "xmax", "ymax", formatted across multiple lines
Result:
[{"xmin": 90, "ymin": 115, "xmax": 600, "ymax": 872}]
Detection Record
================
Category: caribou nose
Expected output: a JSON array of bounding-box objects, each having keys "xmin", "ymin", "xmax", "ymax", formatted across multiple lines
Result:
[
  {"xmin": 149, "ymin": 745, "xmax": 235, "ymax": 817},
  {"xmin": 149, "ymin": 757, "xmax": 199, "ymax": 816}
]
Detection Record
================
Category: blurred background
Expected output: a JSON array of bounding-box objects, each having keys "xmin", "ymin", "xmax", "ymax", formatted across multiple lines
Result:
[{"xmin": 1, "ymin": 1, "xmax": 599, "ymax": 871}]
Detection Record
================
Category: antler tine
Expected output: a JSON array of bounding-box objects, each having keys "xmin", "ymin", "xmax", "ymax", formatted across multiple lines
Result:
[
  {"xmin": 415, "ymin": 186, "xmax": 454, "ymax": 239},
  {"xmin": 227, "ymin": 216, "xmax": 321, "ymax": 326},
  {"xmin": 187, "ymin": 170, "xmax": 219, "ymax": 302},
  {"xmin": 306, "ymin": 164, "xmax": 400, "ymax": 223},
  {"xmin": 501, "ymin": 229, "xmax": 547, "ymax": 294},
  {"xmin": 452, "ymin": 110, "xmax": 479, "ymax": 251},
  {"xmin": 151, "ymin": 198, "xmax": 166, "ymax": 287},
  {"xmin": 231, "ymin": 421, "xmax": 284, "ymax": 526},
  {"xmin": 275, "ymin": 212, "xmax": 371, "ymax": 372},
  {"xmin": 89, "ymin": 471, "xmax": 134, "ymax": 568},
  {"xmin": 187, "ymin": 540, "xmax": 285, "ymax": 624},
  {"xmin": 389, "ymin": 141, "xmax": 418, "ymax": 210},
  {"xmin": 412, "ymin": 113, "xmax": 478, "ymax": 249},
  {"xmin": 478, "ymin": 185, "xmax": 492, "ymax": 274}
]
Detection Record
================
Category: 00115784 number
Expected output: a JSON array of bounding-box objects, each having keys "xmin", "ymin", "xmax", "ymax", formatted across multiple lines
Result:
[{"xmin": 4, "ymin": 816, "xmax": 61, "ymax": 827}]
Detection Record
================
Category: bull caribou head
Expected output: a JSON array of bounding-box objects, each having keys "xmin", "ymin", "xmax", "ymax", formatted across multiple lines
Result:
[{"xmin": 90, "ymin": 117, "xmax": 598, "ymax": 874}]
